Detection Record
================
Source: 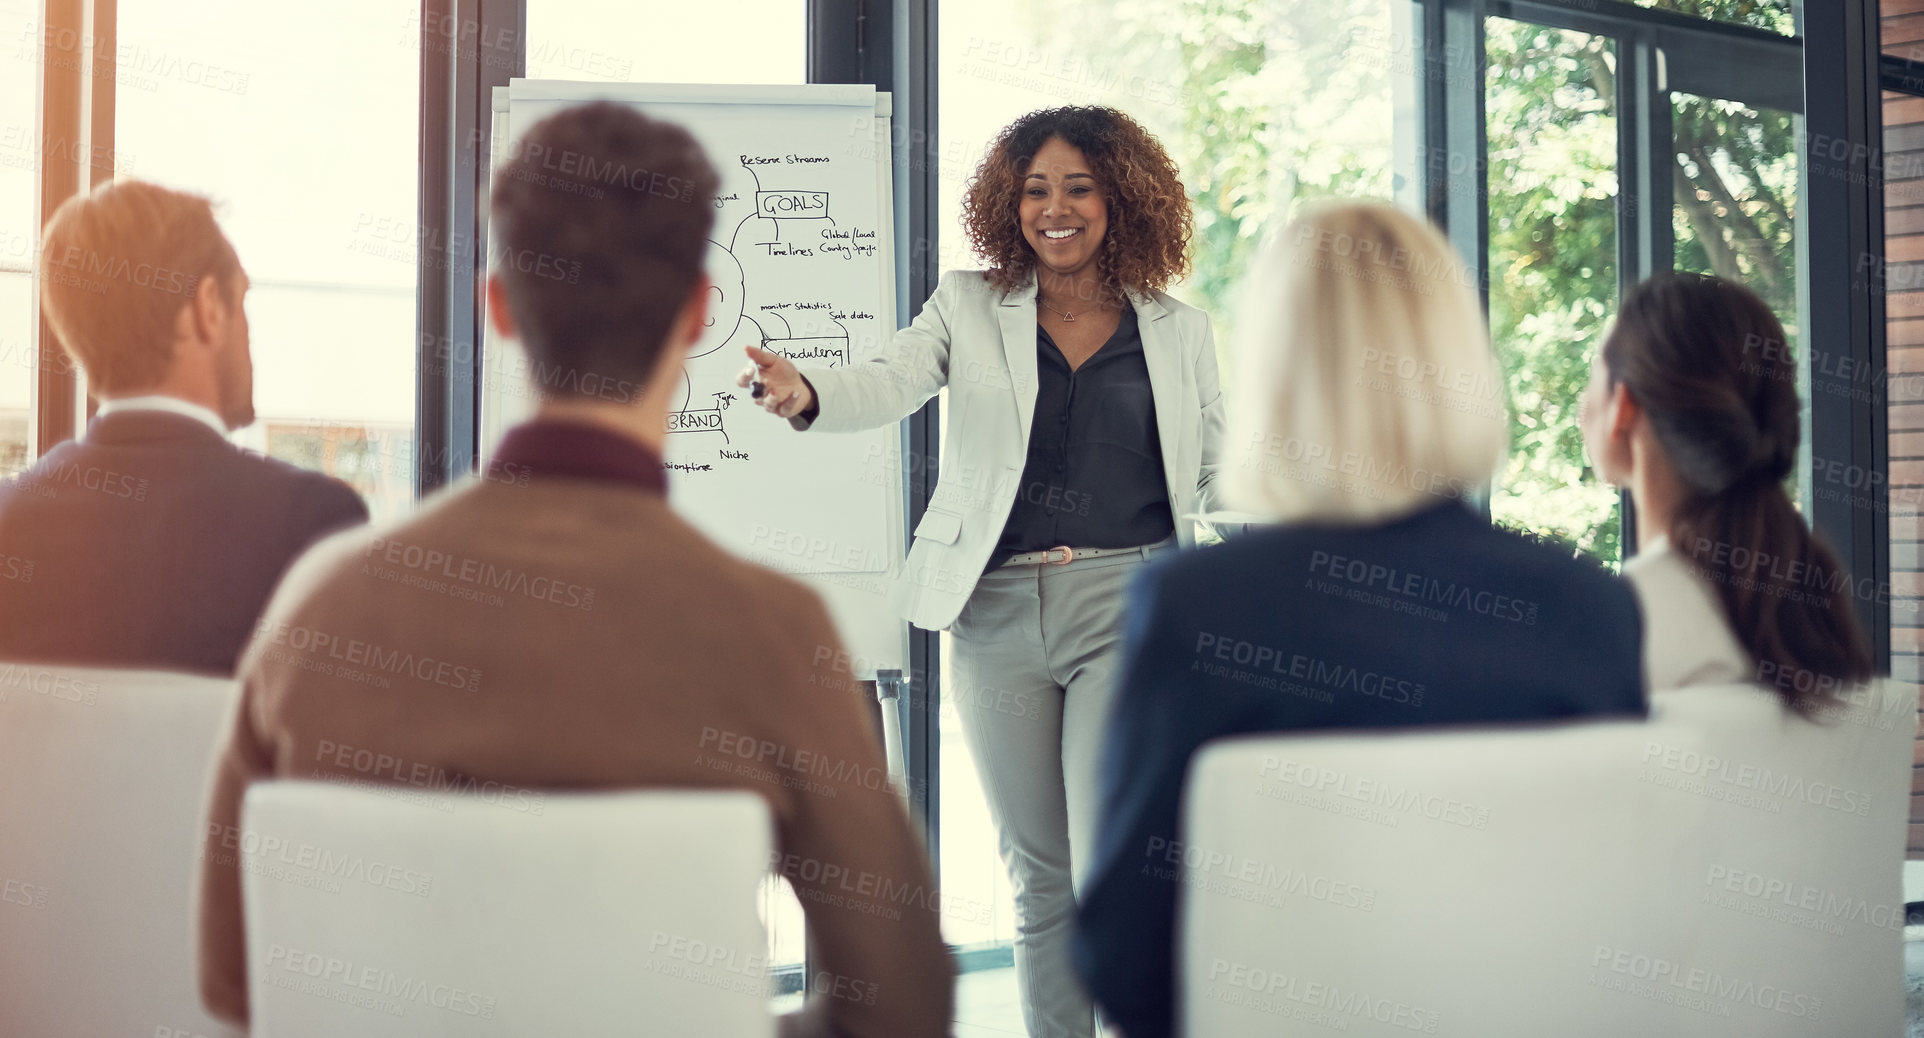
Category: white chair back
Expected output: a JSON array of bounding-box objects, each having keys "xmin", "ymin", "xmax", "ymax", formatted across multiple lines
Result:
[
  {"xmin": 240, "ymin": 782, "xmax": 777, "ymax": 1038},
  {"xmin": 0, "ymin": 663, "xmax": 244, "ymax": 1038},
  {"xmin": 1180, "ymin": 681, "xmax": 1916, "ymax": 1037}
]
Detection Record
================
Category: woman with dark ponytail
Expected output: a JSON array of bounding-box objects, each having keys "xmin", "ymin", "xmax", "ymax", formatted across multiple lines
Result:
[{"xmin": 1579, "ymin": 272, "xmax": 1873, "ymax": 710}]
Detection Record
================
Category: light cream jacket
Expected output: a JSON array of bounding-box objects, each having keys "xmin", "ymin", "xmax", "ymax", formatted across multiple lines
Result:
[
  {"xmin": 798, "ymin": 270, "xmax": 1227, "ymax": 630},
  {"xmin": 1623, "ymin": 535, "xmax": 1752, "ymax": 692}
]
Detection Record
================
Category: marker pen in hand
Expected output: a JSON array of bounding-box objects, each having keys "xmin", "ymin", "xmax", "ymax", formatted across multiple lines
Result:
[{"xmin": 747, "ymin": 344, "xmax": 768, "ymax": 399}]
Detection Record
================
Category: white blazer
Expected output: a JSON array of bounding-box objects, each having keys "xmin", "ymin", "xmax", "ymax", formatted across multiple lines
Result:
[{"xmin": 798, "ymin": 269, "xmax": 1227, "ymax": 631}]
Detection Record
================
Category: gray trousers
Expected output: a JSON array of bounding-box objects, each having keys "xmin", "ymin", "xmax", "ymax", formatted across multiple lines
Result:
[{"xmin": 949, "ymin": 540, "xmax": 1175, "ymax": 1038}]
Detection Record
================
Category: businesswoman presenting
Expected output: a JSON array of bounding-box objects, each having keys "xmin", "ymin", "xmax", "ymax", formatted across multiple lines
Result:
[{"xmin": 738, "ymin": 105, "xmax": 1222, "ymax": 1038}]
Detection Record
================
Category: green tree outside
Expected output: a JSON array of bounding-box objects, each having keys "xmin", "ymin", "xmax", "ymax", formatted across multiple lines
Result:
[{"xmin": 1018, "ymin": 0, "xmax": 1797, "ymax": 566}]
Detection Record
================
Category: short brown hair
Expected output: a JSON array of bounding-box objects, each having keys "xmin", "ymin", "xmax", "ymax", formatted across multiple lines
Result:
[
  {"xmin": 38, "ymin": 180, "xmax": 240, "ymax": 393},
  {"xmin": 490, "ymin": 102, "xmax": 720, "ymax": 400},
  {"xmin": 961, "ymin": 106, "xmax": 1192, "ymax": 296}
]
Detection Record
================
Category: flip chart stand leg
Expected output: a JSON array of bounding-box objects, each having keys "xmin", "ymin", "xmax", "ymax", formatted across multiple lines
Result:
[{"xmin": 876, "ymin": 668, "xmax": 907, "ymax": 797}]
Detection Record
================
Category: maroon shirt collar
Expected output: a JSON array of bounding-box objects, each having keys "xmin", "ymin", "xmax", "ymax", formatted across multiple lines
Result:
[{"xmin": 486, "ymin": 419, "xmax": 667, "ymax": 495}]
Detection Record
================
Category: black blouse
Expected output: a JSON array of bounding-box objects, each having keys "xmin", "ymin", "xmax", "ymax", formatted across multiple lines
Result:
[{"xmin": 985, "ymin": 306, "xmax": 1174, "ymax": 571}]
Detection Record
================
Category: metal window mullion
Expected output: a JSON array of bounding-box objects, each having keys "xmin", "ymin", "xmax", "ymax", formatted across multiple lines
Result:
[
  {"xmin": 1882, "ymin": 55, "xmax": 1924, "ymax": 98},
  {"xmin": 1618, "ymin": 36, "xmax": 1672, "ymax": 291},
  {"xmin": 33, "ymin": 0, "xmax": 108, "ymax": 456},
  {"xmin": 81, "ymin": 0, "xmax": 111, "ymax": 434},
  {"xmin": 891, "ymin": 0, "xmax": 939, "ymax": 868},
  {"xmin": 416, "ymin": 0, "xmax": 521, "ymax": 496},
  {"xmin": 86, "ymin": 0, "xmax": 114, "ymax": 194},
  {"xmin": 1420, "ymin": 0, "xmax": 1447, "ymax": 229},
  {"xmin": 1803, "ymin": 0, "xmax": 1888, "ymax": 667},
  {"xmin": 415, "ymin": 0, "xmax": 456, "ymax": 494},
  {"xmin": 1615, "ymin": 33, "xmax": 1672, "ymax": 557},
  {"xmin": 1427, "ymin": 0, "xmax": 1488, "ymax": 314},
  {"xmin": 1424, "ymin": 0, "xmax": 1489, "ymax": 520}
]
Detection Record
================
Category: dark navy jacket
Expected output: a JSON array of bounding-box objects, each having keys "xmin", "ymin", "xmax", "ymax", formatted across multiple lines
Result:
[
  {"xmin": 0, "ymin": 411, "xmax": 367, "ymax": 674},
  {"xmin": 1071, "ymin": 502, "xmax": 1646, "ymax": 1038}
]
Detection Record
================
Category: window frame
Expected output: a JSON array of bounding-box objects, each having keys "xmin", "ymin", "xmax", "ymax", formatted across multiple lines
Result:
[
  {"xmin": 1421, "ymin": 0, "xmax": 1895, "ymax": 667},
  {"xmin": 30, "ymin": 0, "xmax": 113, "ymax": 457}
]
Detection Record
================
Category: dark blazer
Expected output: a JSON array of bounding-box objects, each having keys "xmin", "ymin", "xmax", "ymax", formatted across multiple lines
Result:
[
  {"xmin": 1071, "ymin": 501, "xmax": 1646, "ymax": 1038},
  {"xmin": 0, "ymin": 410, "xmax": 366, "ymax": 674}
]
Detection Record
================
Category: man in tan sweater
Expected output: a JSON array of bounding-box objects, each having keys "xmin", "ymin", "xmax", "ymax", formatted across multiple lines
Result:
[{"xmin": 195, "ymin": 102, "xmax": 953, "ymax": 1037}]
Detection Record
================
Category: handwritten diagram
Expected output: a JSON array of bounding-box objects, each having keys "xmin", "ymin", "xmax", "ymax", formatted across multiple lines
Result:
[
  {"xmin": 490, "ymin": 86, "xmax": 897, "ymax": 586},
  {"xmin": 667, "ymin": 156, "xmax": 882, "ymax": 458}
]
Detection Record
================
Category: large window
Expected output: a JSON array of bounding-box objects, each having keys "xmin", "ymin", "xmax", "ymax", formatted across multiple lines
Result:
[
  {"xmin": 114, "ymin": 1, "xmax": 418, "ymax": 523},
  {"xmin": 1480, "ymin": 4, "xmax": 1805, "ymax": 566}
]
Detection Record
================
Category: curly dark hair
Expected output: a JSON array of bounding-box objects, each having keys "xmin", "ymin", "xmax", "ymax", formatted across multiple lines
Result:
[{"xmin": 961, "ymin": 106, "xmax": 1192, "ymax": 297}]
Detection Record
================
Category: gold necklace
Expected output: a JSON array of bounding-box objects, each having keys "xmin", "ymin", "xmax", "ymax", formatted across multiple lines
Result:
[{"xmin": 1037, "ymin": 297, "xmax": 1082, "ymax": 322}]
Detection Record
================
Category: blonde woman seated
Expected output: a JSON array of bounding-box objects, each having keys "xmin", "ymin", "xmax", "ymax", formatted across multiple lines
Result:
[
  {"xmin": 1071, "ymin": 202, "xmax": 1648, "ymax": 1038},
  {"xmin": 1578, "ymin": 272, "xmax": 1872, "ymax": 697}
]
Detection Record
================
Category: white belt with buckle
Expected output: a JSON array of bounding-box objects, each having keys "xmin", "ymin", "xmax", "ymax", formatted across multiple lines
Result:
[{"xmin": 1001, "ymin": 543, "xmax": 1149, "ymax": 567}]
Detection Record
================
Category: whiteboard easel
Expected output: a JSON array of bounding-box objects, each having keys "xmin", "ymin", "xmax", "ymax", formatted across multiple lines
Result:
[{"xmin": 478, "ymin": 82, "xmax": 909, "ymax": 685}]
